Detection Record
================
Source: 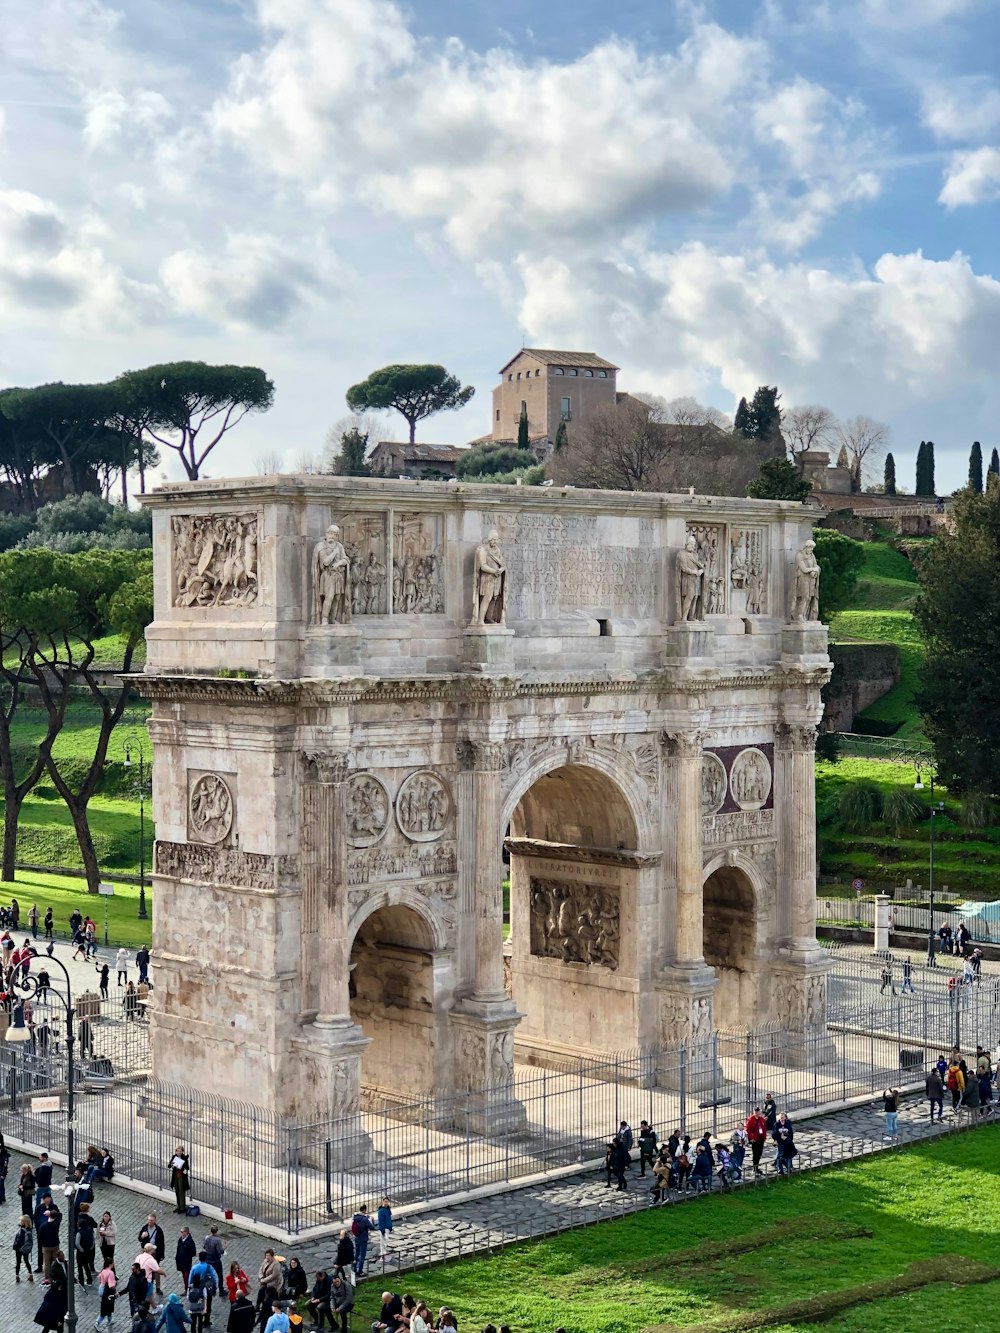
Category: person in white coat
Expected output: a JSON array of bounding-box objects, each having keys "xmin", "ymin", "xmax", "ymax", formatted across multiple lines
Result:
[{"xmin": 116, "ymin": 948, "xmax": 129, "ymax": 986}]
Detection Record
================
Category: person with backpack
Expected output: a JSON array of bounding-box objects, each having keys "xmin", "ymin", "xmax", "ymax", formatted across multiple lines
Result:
[
  {"xmin": 96, "ymin": 1257, "xmax": 118, "ymax": 1330},
  {"xmin": 350, "ymin": 1205, "xmax": 377, "ymax": 1279},
  {"xmin": 187, "ymin": 1271, "xmax": 210, "ymax": 1333},
  {"xmin": 13, "ymin": 1212, "xmax": 34, "ymax": 1282},
  {"xmin": 76, "ymin": 1200, "xmax": 98, "ymax": 1286},
  {"xmin": 189, "ymin": 1250, "xmax": 218, "ymax": 1325},
  {"xmin": 637, "ymin": 1121, "xmax": 658, "ymax": 1177}
]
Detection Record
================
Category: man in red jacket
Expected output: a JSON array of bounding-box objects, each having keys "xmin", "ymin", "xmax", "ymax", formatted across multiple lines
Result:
[{"xmin": 745, "ymin": 1107, "xmax": 768, "ymax": 1174}]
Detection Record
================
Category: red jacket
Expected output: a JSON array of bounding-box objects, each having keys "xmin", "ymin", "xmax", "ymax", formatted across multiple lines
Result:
[{"xmin": 745, "ymin": 1114, "xmax": 767, "ymax": 1142}]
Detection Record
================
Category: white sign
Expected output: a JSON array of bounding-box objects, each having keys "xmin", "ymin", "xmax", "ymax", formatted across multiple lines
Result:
[
  {"xmin": 97, "ymin": 883, "xmax": 115, "ymax": 896},
  {"xmin": 31, "ymin": 1095, "xmax": 62, "ymax": 1114}
]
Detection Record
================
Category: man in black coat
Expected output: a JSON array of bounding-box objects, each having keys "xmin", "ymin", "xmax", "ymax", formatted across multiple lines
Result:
[
  {"xmin": 138, "ymin": 1213, "xmax": 165, "ymax": 1294},
  {"xmin": 373, "ymin": 1291, "xmax": 404, "ymax": 1333},
  {"xmin": 306, "ymin": 1270, "xmax": 332, "ymax": 1329},
  {"xmin": 176, "ymin": 1226, "xmax": 197, "ymax": 1292},
  {"xmin": 33, "ymin": 1192, "xmax": 59, "ymax": 1273},
  {"xmin": 762, "ymin": 1094, "xmax": 778, "ymax": 1133}
]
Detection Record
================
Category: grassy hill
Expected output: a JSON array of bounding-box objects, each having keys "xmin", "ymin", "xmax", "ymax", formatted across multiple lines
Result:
[{"xmin": 828, "ymin": 542, "xmax": 924, "ymax": 739}]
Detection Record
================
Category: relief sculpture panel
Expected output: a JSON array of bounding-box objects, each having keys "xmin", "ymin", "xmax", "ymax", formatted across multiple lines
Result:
[
  {"xmin": 529, "ymin": 877, "xmax": 619, "ymax": 970},
  {"xmin": 346, "ymin": 775, "xmax": 390, "ymax": 848},
  {"xmin": 172, "ymin": 513, "xmax": 258, "ymax": 607},
  {"xmin": 687, "ymin": 523, "xmax": 726, "ymax": 615},
  {"xmin": 187, "ymin": 771, "xmax": 235, "ymax": 846},
  {"xmin": 340, "ymin": 515, "xmax": 388, "ymax": 617},
  {"xmin": 396, "ymin": 770, "xmax": 452, "ymax": 841},
  {"xmin": 393, "ymin": 513, "xmax": 443, "ymax": 613},
  {"xmin": 730, "ymin": 527, "xmax": 767, "ymax": 616}
]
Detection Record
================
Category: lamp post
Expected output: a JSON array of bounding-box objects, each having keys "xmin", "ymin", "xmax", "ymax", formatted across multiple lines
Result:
[
  {"xmin": 6, "ymin": 954, "xmax": 81, "ymax": 1333},
  {"xmin": 914, "ymin": 770, "xmax": 945, "ymax": 967},
  {"xmin": 124, "ymin": 738, "xmax": 149, "ymax": 920}
]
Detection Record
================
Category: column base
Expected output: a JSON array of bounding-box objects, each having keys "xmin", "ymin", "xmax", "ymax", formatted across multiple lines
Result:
[
  {"xmin": 447, "ymin": 1006, "xmax": 526, "ymax": 1133},
  {"xmin": 768, "ymin": 959, "xmax": 837, "ymax": 1069},
  {"xmin": 286, "ymin": 1020, "xmax": 374, "ymax": 1166},
  {"xmin": 655, "ymin": 966, "xmax": 721, "ymax": 1093}
]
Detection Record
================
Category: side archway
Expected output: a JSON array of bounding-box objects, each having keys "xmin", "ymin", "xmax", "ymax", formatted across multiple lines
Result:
[{"xmin": 702, "ymin": 855, "xmax": 763, "ymax": 1028}]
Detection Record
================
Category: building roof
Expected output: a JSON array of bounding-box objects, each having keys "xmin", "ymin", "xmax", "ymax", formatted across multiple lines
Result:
[
  {"xmin": 498, "ymin": 348, "xmax": 619, "ymax": 374},
  {"xmin": 370, "ymin": 441, "xmax": 468, "ymax": 463}
]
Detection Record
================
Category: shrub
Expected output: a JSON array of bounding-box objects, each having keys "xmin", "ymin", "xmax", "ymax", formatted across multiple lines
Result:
[
  {"xmin": 815, "ymin": 732, "xmax": 841, "ymax": 763},
  {"xmin": 0, "ymin": 513, "xmax": 34, "ymax": 551},
  {"xmin": 882, "ymin": 785, "xmax": 925, "ymax": 835},
  {"xmin": 455, "ymin": 445, "xmax": 536, "ymax": 479},
  {"xmin": 838, "ymin": 779, "xmax": 883, "ymax": 830},
  {"xmin": 961, "ymin": 790, "xmax": 994, "ymax": 828}
]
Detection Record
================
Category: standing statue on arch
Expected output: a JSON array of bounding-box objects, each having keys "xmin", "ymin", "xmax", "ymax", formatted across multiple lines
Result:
[
  {"xmin": 471, "ymin": 530, "xmax": 508, "ymax": 626},
  {"xmin": 790, "ymin": 539, "xmax": 820, "ymax": 622},
  {"xmin": 312, "ymin": 523, "xmax": 352, "ymax": 625}
]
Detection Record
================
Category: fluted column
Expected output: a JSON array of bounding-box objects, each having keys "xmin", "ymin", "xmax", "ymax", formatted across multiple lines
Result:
[
  {"xmin": 465, "ymin": 740, "xmax": 508, "ymax": 1002},
  {"xmin": 301, "ymin": 751, "xmax": 351, "ymax": 1021},
  {"xmin": 662, "ymin": 729, "xmax": 706, "ymax": 967},
  {"xmin": 776, "ymin": 723, "xmax": 818, "ymax": 951}
]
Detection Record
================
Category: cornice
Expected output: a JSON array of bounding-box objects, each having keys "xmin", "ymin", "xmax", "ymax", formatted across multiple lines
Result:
[
  {"xmin": 504, "ymin": 836, "xmax": 661, "ymax": 869},
  {"xmin": 131, "ymin": 663, "xmax": 829, "ymax": 707}
]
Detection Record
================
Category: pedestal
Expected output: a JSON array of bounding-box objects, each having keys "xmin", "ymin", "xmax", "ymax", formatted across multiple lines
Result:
[
  {"xmin": 770, "ymin": 956, "xmax": 837, "ymax": 1067},
  {"xmin": 874, "ymin": 894, "xmax": 891, "ymax": 953},
  {"xmin": 304, "ymin": 624, "xmax": 363, "ymax": 677},
  {"xmin": 781, "ymin": 622, "xmax": 828, "ymax": 669},
  {"xmin": 655, "ymin": 966, "xmax": 720, "ymax": 1093},
  {"xmin": 663, "ymin": 623, "xmax": 715, "ymax": 670},
  {"xmin": 287, "ymin": 1019, "xmax": 374, "ymax": 1166},
  {"xmin": 463, "ymin": 624, "xmax": 515, "ymax": 670},
  {"xmin": 448, "ymin": 1007, "xmax": 526, "ymax": 1133}
]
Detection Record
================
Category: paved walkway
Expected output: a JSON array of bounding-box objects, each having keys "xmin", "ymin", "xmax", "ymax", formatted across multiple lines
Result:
[{"xmin": 0, "ymin": 1086, "xmax": 985, "ymax": 1327}]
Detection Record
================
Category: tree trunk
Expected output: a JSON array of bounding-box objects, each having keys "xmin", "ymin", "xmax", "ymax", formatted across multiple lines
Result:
[
  {"xmin": 66, "ymin": 797, "xmax": 101, "ymax": 893},
  {"xmin": 120, "ymin": 438, "xmax": 129, "ymax": 506},
  {"xmin": 138, "ymin": 447, "xmax": 146, "ymax": 495},
  {"xmin": 2, "ymin": 792, "xmax": 22, "ymax": 882},
  {"xmin": 407, "ymin": 416, "xmax": 416, "ymax": 445}
]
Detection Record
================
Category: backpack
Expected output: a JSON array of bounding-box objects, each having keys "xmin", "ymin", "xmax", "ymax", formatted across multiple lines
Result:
[
  {"xmin": 351, "ymin": 1218, "xmax": 361, "ymax": 1236},
  {"xmin": 947, "ymin": 1068, "xmax": 959, "ymax": 1090}
]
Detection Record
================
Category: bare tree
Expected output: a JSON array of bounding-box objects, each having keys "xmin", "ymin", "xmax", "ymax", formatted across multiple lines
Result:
[
  {"xmin": 783, "ymin": 405, "xmax": 838, "ymax": 461},
  {"xmin": 632, "ymin": 393, "xmax": 730, "ymax": 430},
  {"xmin": 324, "ymin": 412, "xmax": 391, "ymax": 467},
  {"xmin": 254, "ymin": 451, "xmax": 285, "ymax": 475},
  {"xmin": 836, "ymin": 415, "xmax": 889, "ymax": 492}
]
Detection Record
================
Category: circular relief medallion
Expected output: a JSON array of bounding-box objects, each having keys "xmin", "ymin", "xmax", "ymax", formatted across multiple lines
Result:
[
  {"xmin": 395, "ymin": 770, "xmax": 452, "ymax": 842},
  {"xmin": 701, "ymin": 753, "xmax": 727, "ymax": 816},
  {"xmin": 730, "ymin": 747, "xmax": 772, "ymax": 811},
  {"xmin": 189, "ymin": 773, "xmax": 234, "ymax": 845},
  {"xmin": 345, "ymin": 774, "xmax": 390, "ymax": 848}
]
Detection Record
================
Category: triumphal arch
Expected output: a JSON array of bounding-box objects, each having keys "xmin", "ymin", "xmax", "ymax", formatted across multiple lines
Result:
[{"xmin": 140, "ymin": 477, "xmax": 831, "ymax": 1125}]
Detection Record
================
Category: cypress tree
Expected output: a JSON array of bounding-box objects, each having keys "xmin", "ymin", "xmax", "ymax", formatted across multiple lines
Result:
[
  {"xmin": 836, "ymin": 445, "xmax": 849, "ymax": 470},
  {"xmin": 969, "ymin": 440, "xmax": 983, "ymax": 493},
  {"xmin": 734, "ymin": 397, "xmax": 751, "ymax": 437},
  {"xmin": 517, "ymin": 403, "xmax": 529, "ymax": 451},
  {"xmin": 915, "ymin": 440, "xmax": 927, "ymax": 496},
  {"xmin": 990, "ymin": 446, "xmax": 999, "ymax": 478},
  {"xmin": 926, "ymin": 440, "xmax": 936, "ymax": 497},
  {"xmin": 884, "ymin": 452, "xmax": 896, "ymax": 496},
  {"xmin": 554, "ymin": 420, "xmax": 568, "ymax": 452}
]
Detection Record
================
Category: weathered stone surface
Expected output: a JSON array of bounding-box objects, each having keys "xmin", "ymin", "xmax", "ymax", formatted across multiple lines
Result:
[{"xmin": 140, "ymin": 476, "xmax": 832, "ymax": 1119}]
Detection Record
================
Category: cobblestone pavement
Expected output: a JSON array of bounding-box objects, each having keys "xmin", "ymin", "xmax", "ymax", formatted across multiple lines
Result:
[{"xmin": 1, "ymin": 1083, "xmax": 985, "ymax": 1328}]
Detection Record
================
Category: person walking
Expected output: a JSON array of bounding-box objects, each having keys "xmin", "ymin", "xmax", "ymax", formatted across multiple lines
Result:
[
  {"xmin": 138, "ymin": 1215, "xmax": 166, "ymax": 1295},
  {"xmin": 882, "ymin": 1087, "xmax": 899, "ymax": 1138},
  {"xmin": 351, "ymin": 1205, "xmax": 377, "ymax": 1279},
  {"xmin": 900, "ymin": 957, "xmax": 915, "ymax": 994},
  {"xmin": 136, "ymin": 945, "xmax": 151, "ymax": 984},
  {"xmin": 925, "ymin": 1066, "xmax": 945, "ymax": 1123},
  {"xmin": 43, "ymin": 908, "xmax": 53, "ymax": 941},
  {"xmin": 609, "ymin": 1136, "xmax": 630, "ymax": 1191},
  {"xmin": 32, "ymin": 1277, "xmax": 67, "ymax": 1333},
  {"xmin": 76, "ymin": 1200, "xmax": 98, "ymax": 1287},
  {"xmin": 746, "ymin": 1107, "xmax": 767, "ymax": 1174},
  {"xmin": 376, "ymin": 1196, "xmax": 394, "ymax": 1260},
  {"xmin": 879, "ymin": 961, "xmax": 896, "ymax": 995},
  {"xmin": 116, "ymin": 948, "xmax": 129, "ymax": 986},
  {"xmin": 97, "ymin": 961, "xmax": 110, "ymax": 1000},
  {"xmin": 204, "ymin": 1223, "xmax": 226, "ymax": 1294},
  {"xmin": 176, "ymin": 1227, "xmax": 196, "ymax": 1293},
  {"xmin": 333, "ymin": 1231, "xmax": 353, "ymax": 1284},
  {"xmin": 126, "ymin": 1260, "xmax": 151, "ymax": 1317},
  {"xmin": 170, "ymin": 1145, "xmax": 191, "ymax": 1213},
  {"xmin": 155, "ymin": 1291, "xmax": 192, "ymax": 1331},
  {"xmin": 637, "ymin": 1121, "xmax": 658, "ymax": 1177},
  {"xmin": 96, "ymin": 1258, "xmax": 117, "ymax": 1330},
  {"xmin": 28, "ymin": 904, "xmax": 39, "ymax": 939},
  {"xmin": 946, "ymin": 1059, "xmax": 965, "ymax": 1111},
  {"xmin": 188, "ymin": 1254, "xmax": 217, "ymax": 1333},
  {"xmin": 14, "ymin": 1212, "xmax": 34, "ymax": 1283}
]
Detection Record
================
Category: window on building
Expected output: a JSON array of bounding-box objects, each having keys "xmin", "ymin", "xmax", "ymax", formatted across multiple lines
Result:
[
  {"xmin": 496, "ymin": 409, "xmax": 500, "ymax": 421},
  {"xmin": 535, "ymin": 369, "xmax": 541, "ymax": 376},
  {"xmin": 554, "ymin": 367, "xmax": 564, "ymax": 375},
  {"xmin": 584, "ymin": 369, "xmax": 594, "ymax": 377},
  {"xmin": 508, "ymin": 373, "xmax": 513, "ymax": 381},
  {"xmin": 561, "ymin": 397, "xmax": 571, "ymax": 420},
  {"xmin": 598, "ymin": 370, "xmax": 608, "ymax": 378},
  {"xmin": 568, "ymin": 368, "xmax": 578, "ymax": 376},
  {"xmin": 516, "ymin": 371, "xmax": 521, "ymax": 379}
]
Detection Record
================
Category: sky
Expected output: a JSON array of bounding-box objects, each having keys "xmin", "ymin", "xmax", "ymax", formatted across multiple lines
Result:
[{"xmin": 1, "ymin": 0, "xmax": 999, "ymax": 492}]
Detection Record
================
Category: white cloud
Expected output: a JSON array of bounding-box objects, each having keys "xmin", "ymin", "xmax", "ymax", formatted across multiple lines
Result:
[
  {"xmin": 921, "ymin": 77, "xmax": 1000, "ymax": 141},
  {"xmin": 0, "ymin": 187, "xmax": 156, "ymax": 328},
  {"xmin": 939, "ymin": 146, "xmax": 1000, "ymax": 207},
  {"xmin": 159, "ymin": 230, "xmax": 343, "ymax": 329},
  {"xmin": 208, "ymin": 3, "xmax": 876, "ymax": 258},
  {"xmin": 83, "ymin": 87, "xmax": 172, "ymax": 151},
  {"xmin": 862, "ymin": 0, "xmax": 976, "ymax": 25}
]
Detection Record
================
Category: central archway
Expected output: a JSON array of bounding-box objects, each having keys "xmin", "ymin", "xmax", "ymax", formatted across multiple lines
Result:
[
  {"xmin": 505, "ymin": 761, "xmax": 645, "ymax": 1063},
  {"xmin": 703, "ymin": 865, "xmax": 758, "ymax": 1027},
  {"xmin": 349, "ymin": 903, "xmax": 439, "ymax": 1102}
]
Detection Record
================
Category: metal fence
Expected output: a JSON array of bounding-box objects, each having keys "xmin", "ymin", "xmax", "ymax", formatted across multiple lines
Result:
[
  {"xmin": 835, "ymin": 732, "xmax": 934, "ymax": 764},
  {"xmin": 818, "ymin": 897, "xmax": 994, "ymax": 939},
  {"xmin": 1, "ymin": 980, "xmax": 995, "ymax": 1235}
]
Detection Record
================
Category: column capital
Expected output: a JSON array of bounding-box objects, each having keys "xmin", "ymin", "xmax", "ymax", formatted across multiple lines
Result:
[
  {"xmin": 457, "ymin": 737, "xmax": 507, "ymax": 772},
  {"xmin": 301, "ymin": 750, "xmax": 351, "ymax": 784},
  {"xmin": 775, "ymin": 722, "xmax": 817, "ymax": 752},
  {"xmin": 660, "ymin": 728, "xmax": 706, "ymax": 759}
]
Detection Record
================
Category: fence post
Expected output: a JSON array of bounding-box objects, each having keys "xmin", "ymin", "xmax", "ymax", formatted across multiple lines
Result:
[{"xmin": 679, "ymin": 1044, "xmax": 687, "ymax": 1132}]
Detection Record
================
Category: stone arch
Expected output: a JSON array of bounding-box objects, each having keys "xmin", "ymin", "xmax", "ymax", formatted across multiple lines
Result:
[
  {"xmin": 347, "ymin": 894, "xmax": 455, "ymax": 1102},
  {"xmin": 702, "ymin": 855, "xmax": 763, "ymax": 1028},
  {"xmin": 501, "ymin": 746, "xmax": 651, "ymax": 852}
]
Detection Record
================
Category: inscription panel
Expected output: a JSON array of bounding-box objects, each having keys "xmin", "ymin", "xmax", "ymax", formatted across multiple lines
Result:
[{"xmin": 491, "ymin": 512, "xmax": 657, "ymax": 619}]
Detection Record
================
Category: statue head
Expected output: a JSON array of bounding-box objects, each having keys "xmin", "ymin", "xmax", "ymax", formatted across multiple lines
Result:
[
  {"xmin": 685, "ymin": 535, "xmax": 697, "ymax": 552},
  {"xmin": 803, "ymin": 539, "xmax": 815, "ymax": 551},
  {"xmin": 325, "ymin": 524, "xmax": 341, "ymax": 541},
  {"xmin": 486, "ymin": 529, "xmax": 499, "ymax": 545}
]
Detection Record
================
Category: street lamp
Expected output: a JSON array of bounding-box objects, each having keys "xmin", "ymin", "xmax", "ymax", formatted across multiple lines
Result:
[
  {"xmin": 915, "ymin": 770, "xmax": 945, "ymax": 967},
  {"xmin": 6, "ymin": 954, "xmax": 82, "ymax": 1333},
  {"xmin": 124, "ymin": 739, "xmax": 149, "ymax": 920}
]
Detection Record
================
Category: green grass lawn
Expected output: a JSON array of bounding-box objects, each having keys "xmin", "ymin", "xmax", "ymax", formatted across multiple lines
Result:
[
  {"xmin": 363, "ymin": 1129, "xmax": 1000, "ymax": 1333},
  {"xmin": 0, "ymin": 868, "xmax": 151, "ymax": 947}
]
